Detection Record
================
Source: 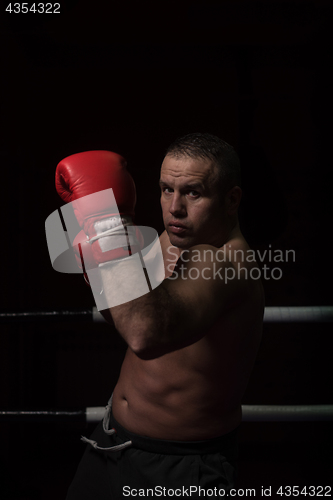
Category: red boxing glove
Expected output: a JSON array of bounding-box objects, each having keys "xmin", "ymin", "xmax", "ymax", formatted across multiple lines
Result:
[{"xmin": 55, "ymin": 151, "xmax": 140, "ymax": 264}]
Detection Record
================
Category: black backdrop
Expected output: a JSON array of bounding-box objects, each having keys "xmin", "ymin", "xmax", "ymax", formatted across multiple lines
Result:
[{"xmin": 0, "ymin": 1, "xmax": 332, "ymax": 498}]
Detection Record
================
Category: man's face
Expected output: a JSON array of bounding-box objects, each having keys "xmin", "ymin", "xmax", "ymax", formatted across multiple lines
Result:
[{"xmin": 160, "ymin": 155, "xmax": 227, "ymax": 249}]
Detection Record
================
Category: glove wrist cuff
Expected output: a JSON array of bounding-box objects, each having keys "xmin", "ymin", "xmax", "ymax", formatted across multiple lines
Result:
[{"xmin": 85, "ymin": 215, "xmax": 141, "ymax": 264}]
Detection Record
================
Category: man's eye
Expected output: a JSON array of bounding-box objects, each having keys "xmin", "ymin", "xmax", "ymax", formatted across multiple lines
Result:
[
  {"xmin": 163, "ymin": 187, "xmax": 173, "ymax": 194},
  {"xmin": 187, "ymin": 191, "xmax": 200, "ymax": 197}
]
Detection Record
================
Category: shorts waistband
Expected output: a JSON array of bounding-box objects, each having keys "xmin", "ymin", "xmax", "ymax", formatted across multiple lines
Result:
[{"xmin": 109, "ymin": 410, "xmax": 239, "ymax": 456}]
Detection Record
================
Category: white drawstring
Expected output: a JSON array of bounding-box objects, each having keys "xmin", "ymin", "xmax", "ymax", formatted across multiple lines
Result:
[{"xmin": 81, "ymin": 394, "xmax": 132, "ymax": 452}]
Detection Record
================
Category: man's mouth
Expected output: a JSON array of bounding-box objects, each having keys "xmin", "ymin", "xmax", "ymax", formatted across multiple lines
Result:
[{"xmin": 168, "ymin": 221, "xmax": 188, "ymax": 234}]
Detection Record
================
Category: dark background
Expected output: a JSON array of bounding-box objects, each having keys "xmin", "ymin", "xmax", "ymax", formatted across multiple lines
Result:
[{"xmin": 0, "ymin": 1, "xmax": 332, "ymax": 498}]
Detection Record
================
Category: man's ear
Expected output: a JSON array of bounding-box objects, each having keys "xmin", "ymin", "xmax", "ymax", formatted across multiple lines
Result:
[{"xmin": 225, "ymin": 186, "xmax": 242, "ymax": 215}]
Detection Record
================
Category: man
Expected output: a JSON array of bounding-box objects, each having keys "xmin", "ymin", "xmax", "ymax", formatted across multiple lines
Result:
[{"xmin": 63, "ymin": 133, "xmax": 264, "ymax": 499}]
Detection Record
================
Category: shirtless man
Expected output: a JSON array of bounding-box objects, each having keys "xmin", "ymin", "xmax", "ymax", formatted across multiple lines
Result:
[{"xmin": 59, "ymin": 133, "xmax": 264, "ymax": 499}]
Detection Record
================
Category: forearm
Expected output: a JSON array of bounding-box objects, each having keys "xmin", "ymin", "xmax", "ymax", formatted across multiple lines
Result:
[{"xmin": 99, "ymin": 260, "xmax": 201, "ymax": 358}]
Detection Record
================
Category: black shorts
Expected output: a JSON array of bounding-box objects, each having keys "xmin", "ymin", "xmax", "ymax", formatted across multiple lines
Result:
[{"xmin": 66, "ymin": 411, "xmax": 239, "ymax": 499}]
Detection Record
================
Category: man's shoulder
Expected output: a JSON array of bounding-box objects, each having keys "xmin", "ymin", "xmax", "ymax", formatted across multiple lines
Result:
[{"xmin": 175, "ymin": 240, "xmax": 262, "ymax": 297}]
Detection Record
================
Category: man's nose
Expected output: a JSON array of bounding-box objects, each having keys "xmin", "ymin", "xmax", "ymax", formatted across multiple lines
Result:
[{"xmin": 169, "ymin": 193, "xmax": 186, "ymax": 217}]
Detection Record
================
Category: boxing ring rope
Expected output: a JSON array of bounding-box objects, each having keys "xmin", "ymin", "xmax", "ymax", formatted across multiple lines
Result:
[
  {"xmin": 1, "ymin": 306, "xmax": 332, "ymax": 422},
  {"xmin": 1, "ymin": 405, "xmax": 333, "ymax": 423},
  {"xmin": 1, "ymin": 306, "xmax": 333, "ymax": 324},
  {"xmin": 263, "ymin": 306, "xmax": 333, "ymax": 323}
]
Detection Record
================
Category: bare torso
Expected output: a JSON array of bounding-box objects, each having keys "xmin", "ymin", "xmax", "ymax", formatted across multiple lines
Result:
[{"xmin": 112, "ymin": 231, "xmax": 264, "ymax": 440}]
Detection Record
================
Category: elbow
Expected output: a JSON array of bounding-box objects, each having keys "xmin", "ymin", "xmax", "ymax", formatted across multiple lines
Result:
[
  {"xmin": 114, "ymin": 314, "xmax": 156, "ymax": 357},
  {"xmin": 130, "ymin": 343, "xmax": 151, "ymax": 359},
  {"xmin": 125, "ymin": 324, "xmax": 168, "ymax": 360},
  {"xmin": 129, "ymin": 340, "xmax": 168, "ymax": 360},
  {"xmin": 113, "ymin": 304, "xmax": 175, "ymax": 359},
  {"xmin": 127, "ymin": 334, "xmax": 148, "ymax": 357},
  {"xmin": 128, "ymin": 323, "xmax": 162, "ymax": 359}
]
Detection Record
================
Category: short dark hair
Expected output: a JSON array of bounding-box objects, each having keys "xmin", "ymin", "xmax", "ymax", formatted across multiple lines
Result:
[{"xmin": 165, "ymin": 132, "xmax": 241, "ymax": 198}]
